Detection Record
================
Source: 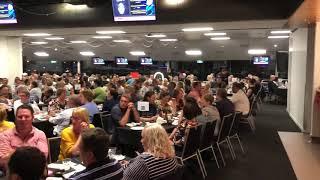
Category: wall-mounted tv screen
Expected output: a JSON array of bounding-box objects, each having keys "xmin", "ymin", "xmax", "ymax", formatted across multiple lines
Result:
[
  {"xmin": 92, "ymin": 57, "xmax": 105, "ymax": 65},
  {"xmin": 112, "ymin": 0, "xmax": 156, "ymax": 22},
  {"xmin": 0, "ymin": 3, "xmax": 17, "ymax": 24},
  {"xmin": 140, "ymin": 57, "xmax": 153, "ymax": 65},
  {"xmin": 115, "ymin": 57, "xmax": 128, "ymax": 65},
  {"xmin": 252, "ymin": 56, "xmax": 270, "ymax": 65}
]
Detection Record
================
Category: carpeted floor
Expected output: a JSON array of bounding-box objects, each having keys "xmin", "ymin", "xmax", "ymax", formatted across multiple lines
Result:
[{"xmin": 183, "ymin": 104, "xmax": 301, "ymax": 180}]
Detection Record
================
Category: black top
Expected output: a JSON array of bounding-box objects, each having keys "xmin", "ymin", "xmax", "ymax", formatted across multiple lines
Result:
[{"xmin": 215, "ymin": 98, "xmax": 235, "ymax": 119}]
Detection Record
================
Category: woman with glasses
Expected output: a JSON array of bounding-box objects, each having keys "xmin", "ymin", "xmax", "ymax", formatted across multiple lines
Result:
[{"xmin": 58, "ymin": 107, "xmax": 94, "ymax": 160}]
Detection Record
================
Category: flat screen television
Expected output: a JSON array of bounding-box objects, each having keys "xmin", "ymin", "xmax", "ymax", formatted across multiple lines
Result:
[
  {"xmin": 0, "ymin": 3, "xmax": 17, "ymax": 24},
  {"xmin": 140, "ymin": 57, "xmax": 153, "ymax": 65},
  {"xmin": 115, "ymin": 57, "xmax": 128, "ymax": 65},
  {"xmin": 112, "ymin": 0, "xmax": 156, "ymax": 22},
  {"xmin": 252, "ymin": 56, "xmax": 270, "ymax": 65},
  {"xmin": 92, "ymin": 57, "xmax": 105, "ymax": 65}
]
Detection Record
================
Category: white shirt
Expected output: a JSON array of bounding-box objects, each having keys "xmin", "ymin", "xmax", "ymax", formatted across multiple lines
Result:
[
  {"xmin": 49, "ymin": 108, "xmax": 75, "ymax": 135},
  {"xmin": 13, "ymin": 100, "xmax": 41, "ymax": 114},
  {"xmin": 231, "ymin": 90, "xmax": 250, "ymax": 115}
]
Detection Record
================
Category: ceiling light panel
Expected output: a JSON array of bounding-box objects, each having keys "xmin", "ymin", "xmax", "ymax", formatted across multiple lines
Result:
[
  {"xmin": 159, "ymin": 39, "xmax": 178, "ymax": 42},
  {"xmin": 185, "ymin": 50, "xmax": 202, "ymax": 56},
  {"xmin": 145, "ymin": 34, "xmax": 166, "ymax": 38},
  {"xmin": 93, "ymin": 36, "xmax": 112, "ymax": 39},
  {"xmin": 204, "ymin": 32, "xmax": 227, "ymax": 36},
  {"xmin": 130, "ymin": 51, "xmax": 146, "ymax": 56},
  {"xmin": 34, "ymin": 52, "xmax": 49, "ymax": 57},
  {"xmin": 211, "ymin": 37, "xmax": 231, "ymax": 40},
  {"xmin": 23, "ymin": 33, "xmax": 51, "ymax": 37},
  {"xmin": 268, "ymin": 36, "xmax": 290, "ymax": 39},
  {"xmin": 96, "ymin": 30, "xmax": 126, "ymax": 34},
  {"xmin": 248, "ymin": 49, "xmax": 266, "ymax": 55},
  {"xmin": 31, "ymin": 41, "xmax": 48, "ymax": 45},
  {"xmin": 113, "ymin": 40, "xmax": 131, "ymax": 43},
  {"xmin": 270, "ymin": 30, "xmax": 292, "ymax": 34},
  {"xmin": 70, "ymin": 41, "xmax": 87, "ymax": 43},
  {"xmin": 182, "ymin": 27, "xmax": 213, "ymax": 32},
  {"xmin": 80, "ymin": 51, "xmax": 95, "ymax": 56},
  {"xmin": 45, "ymin": 37, "xmax": 64, "ymax": 40}
]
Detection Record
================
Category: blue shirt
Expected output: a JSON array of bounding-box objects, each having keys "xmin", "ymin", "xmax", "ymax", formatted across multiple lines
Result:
[{"xmin": 82, "ymin": 102, "xmax": 99, "ymax": 122}]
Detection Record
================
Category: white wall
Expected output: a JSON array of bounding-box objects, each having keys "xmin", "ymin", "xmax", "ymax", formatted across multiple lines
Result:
[
  {"xmin": 0, "ymin": 37, "xmax": 23, "ymax": 85},
  {"xmin": 287, "ymin": 28, "xmax": 308, "ymax": 130}
]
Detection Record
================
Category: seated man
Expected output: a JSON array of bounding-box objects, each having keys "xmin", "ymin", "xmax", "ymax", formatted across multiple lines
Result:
[
  {"xmin": 0, "ymin": 104, "xmax": 48, "ymax": 168},
  {"xmin": 48, "ymin": 95, "xmax": 82, "ymax": 135},
  {"xmin": 69, "ymin": 128, "xmax": 123, "ymax": 180},
  {"xmin": 8, "ymin": 146, "xmax": 46, "ymax": 180},
  {"xmin": 111, "ymin": 94, "xmax": 140, "ymax": 127},
  {"xmin": 231, "ymin": 82, "xmax": 250, "ymax": 115},
  {"xmin": 13, "ymin": 88, "xmax": 40, "ymax": 114}
]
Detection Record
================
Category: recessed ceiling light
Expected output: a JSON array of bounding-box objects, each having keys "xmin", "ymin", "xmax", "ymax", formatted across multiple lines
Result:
[
  {"xmin": 113, "ymin": 40, "xmax": 131, "ymax": 43},
  {"xmin": 80, "ymin": 51, "xmax": 95, "ymax": 56},
  {"xmin": 45, "ymin": 37, "xmax": 64, "ymax": 40},
  {"xmin": 268, "ymin": 36, "xmax": 290, "ymax": 39},
  {"xmin": 50, "ymin": 60, "xmax": 57, "ymax": 64},
  {"xmin": 96, "ymin": 30, "xmax": 126, "ymax": 34},
  {"xmin": 182, "ymin": 27, "xmax": 213, "ymax": 32},
  {"xmin": 159, "ymin": 39, "xmax": 178, "ymax": 42},
  {"xmin": 92, "ymin": 36, "xmax": 112, "ymax": 39},
  {"xmin": 196, "ymin": 60, "xmax": 204, "ymax": 64},
  {"xmin": 204, "ymin": 32, "xmax": 227, "ymax": 36},
  {"xmin": 70, "ymin": 41, "xmax": 87, "ymax": 43},
  {"xmin": 23, "ymin": 33, "xmax": 51, "ymax": 37},
  {"xmin": 145, "ymin": 34, "xmax": 166, "ymax": 38},
  {"xmin": 130, "ymin": 51, "xmax": 146, "ymax": 56},
  {"xmin": 54, "ymin": 48, "xmax": 58, "ymax": 51},
  {"xmin": 274, "ymin": 44, "xmax": 278, "ymax": 48},
  {"xmin": 34, "ymin": 52, "xmax": 49, "ymax": 57},
  {"xmin": 64, "ymin": 4, "xmax": 88, "ymax": 10},
  {"xmin": 211, "ymin": 37, "xmax": 231, "ymax": 40},
  {"xmin": 185, "ymin": 50, "xmax": 202, "ymax": 56},
  {"xmin": 31, "ymin": 41, "xmax": 48, "ymax": 45},
  {"xmin": 165, "ymin": 0, "xmax": 185, "ymax": 6},
  {"xmin": 271, "ymin": 30, "xmax": 291, "ymax": 34},
  {"xmin": 248, "ymin": 49, "xmax": 266, "ymax": 55}
]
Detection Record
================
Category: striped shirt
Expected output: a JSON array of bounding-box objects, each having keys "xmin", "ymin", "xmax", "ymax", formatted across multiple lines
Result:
[
  {"xmin": 123, "ymin": 153, "xmax": 178, "ymax": 180},
  {"xmin": 69, "ymin": 158, "xmax": 123, "ymax": 180}
]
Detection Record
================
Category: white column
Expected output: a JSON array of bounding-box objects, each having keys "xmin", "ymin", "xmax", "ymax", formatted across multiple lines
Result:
[
  {"xmin": 0, "ymin": 37, "xmax": 23, "ymax": 85},
  {"xmin": 310, "ymin": 23, "xmax": 320, "ymax": 138},
  {"xmin": 77, "ymin": 61, "xmax": 81, "ymax": 74}
]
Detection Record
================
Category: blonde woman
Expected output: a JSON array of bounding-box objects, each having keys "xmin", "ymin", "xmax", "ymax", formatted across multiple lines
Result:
[
  {"xmin": 0, "ymin": 104, "xmax": 14, "ymax": 132},
  {"xmin": 58, "ymin": 107, "xmax": 94, "ymax": 160},
  {"xmin": 123, "ymin": 124, "xmax": 178, "ymax": 180}
]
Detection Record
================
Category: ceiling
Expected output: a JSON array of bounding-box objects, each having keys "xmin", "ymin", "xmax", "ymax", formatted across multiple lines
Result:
[
  {"xmin": 13, "ymin": 20, "xmax": 290, "ymax": 62},
  {"xmin": 0, "ymin": 0, "xmax": 304, "ymax": 30}
]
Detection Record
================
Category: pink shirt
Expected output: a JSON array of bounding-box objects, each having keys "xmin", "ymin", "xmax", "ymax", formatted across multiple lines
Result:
[{"xmin": 0, "ymin": 127, "xmax": 48, "ymax": 166}]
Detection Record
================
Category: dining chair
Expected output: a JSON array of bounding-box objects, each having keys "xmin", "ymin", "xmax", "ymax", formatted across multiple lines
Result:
[
  {"xmin": 48, "ymin": 136, "xmax": 61, "ymax": 163},
  {"xmin": 228, "ymin": 111, "xmax": 245, "ymax": 159}
]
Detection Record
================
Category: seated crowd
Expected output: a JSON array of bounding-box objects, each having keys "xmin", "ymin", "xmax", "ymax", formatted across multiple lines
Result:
[{"xmin": 0, "ymin": 69, "xmax": 264, "ymax": 179}]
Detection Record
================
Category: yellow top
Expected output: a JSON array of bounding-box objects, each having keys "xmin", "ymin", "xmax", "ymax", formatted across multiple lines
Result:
[
  {"xmin": 58, "ymin": 124, "xmax": 95, "ymax": 160},
  {"xmin": 0, "ymin": 120, "xmax": 15, "ymax": 133}
]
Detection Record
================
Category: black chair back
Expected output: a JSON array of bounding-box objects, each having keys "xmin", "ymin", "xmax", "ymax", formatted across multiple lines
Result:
[
  {"xmin": 92, "ymin": 113, "xmax": 103, "ymax": 128},
  {"xmin": 181, "ymin": 125, "xmax": 202, "ymax": 158},
  {"xmin": 48, "ymin": 137, "xmax": 61, "ymax": 163},
  {"xmin": 154, "ymin": 165, "xmax": 184, "ymax": 180},
  {"xmin": 217, "ymin": 114, "xmax": 233, "ymax": 142},
  {"xmin": 229, "ymin": 112, "xmax": 242, "ymax": 136},
  {"xmin": 200, "ymin": 121, "xmax": 217, "ymax": 148},
  {"xmin": 101, "ymin": 113, "xmax": 114, "ymax": 134}
]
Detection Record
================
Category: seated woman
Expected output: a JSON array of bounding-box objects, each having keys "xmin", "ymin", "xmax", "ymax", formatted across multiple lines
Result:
[
  {"xmin": 139, "ymin": 91, "xmax": 158, "ymax": 122},
  {"xmin": 79, "ymin": 89, "xmax": 99, "ymax": 122},
  {"xmin": 171, "ymin": 89, "xmax": 184, "ymax": 113},
  {"xmin": 58, "ymin": 107, "xmax": 94, "ymax": 160},
  {"xmin": 41, "ymin": 88, "xmax": 55, "ymax": 105},
  {"xmin": 102, "ymin": 88, "xmax": 119, "ymax": 112},
  {"xmin": 169, "ymin": 99, "xmax": 201, "ymax": 147},
  {"xmin": 199, "ymin": 94, "xmax": 220, "ymax": 135},
  {"xmin": 157, "ymin": 91, "xmax": 174, "ymax": 118},
  {"xmin": 0, "ymin": 104, "xmax": 14, "ymax": 133},
  {"xmin": 48, "ymin": 88, "xmax": 67, "ymax": 112},
  {"xmin": 123, "ymin": 124, "xmax": 178, "ymax": 180}
]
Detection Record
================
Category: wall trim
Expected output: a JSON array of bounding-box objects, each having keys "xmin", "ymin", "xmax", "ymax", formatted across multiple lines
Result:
[{"xmin": 288, "ymin": 111, "xmax": 304, "ymax": 131}]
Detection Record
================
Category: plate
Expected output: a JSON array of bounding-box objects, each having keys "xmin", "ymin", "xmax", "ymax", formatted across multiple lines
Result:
[
  {"xmin": 111, "ymin": 155, "xmax": 125, "ymax": 161},
  {"xmin": 130, "ymin": 126, "xmax": 144, "ymax": 130}
]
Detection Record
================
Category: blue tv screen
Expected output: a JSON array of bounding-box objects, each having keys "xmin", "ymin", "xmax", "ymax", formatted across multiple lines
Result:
[
  {"xmin": 112, "ymin": 0, "xmax": 156, "ymax": 22},
  {"xmin": 115, "ymin": 57, "xmax": 128, "ymax": 65},
  {"xmin": 252, "ymin": 56, "xmax": 270, "ymax": 65},
  {"xmin": 92, "ymin": 57, "xmax": 105, "ymax": 65},
  {"xmin": 0, "ymin": 3, "xmax": 17, "ymax": 24},
  {"xmin": 140, "ymin": 57, "xmax": 153, "ymax": 65}
]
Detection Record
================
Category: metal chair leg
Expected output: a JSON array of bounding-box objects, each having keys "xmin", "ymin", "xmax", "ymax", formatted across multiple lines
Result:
[
  {"xmin": 226, "ymin": 138, "xmax": 236, "ymax": 160},
  {"xmin": 196, "ymin": 154, "xmax": 207, "ymax": 179},
  {"xmin": 235, "ymin": 134, "xmax": 245, "ymax": 154},
  {"xmin": 210, "ymin": 146, "xmax": 220, "ymax": 168},
  {"xmin": 216, "ymin": 142, "xmax": 226, "ymax": 167},
  {"xmin": 197, "ymin": 151, "xmax": 207, "ymax": 176}
]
